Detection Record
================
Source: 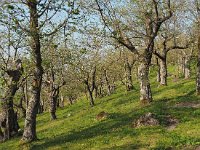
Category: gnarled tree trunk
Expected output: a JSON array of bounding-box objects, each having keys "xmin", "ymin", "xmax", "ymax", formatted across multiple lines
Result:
[
  {"xmin": 0, "ymin": 60, "xmax": 23, "ymax": 141},
  {"xmin": 22, "ymin": 0, "xmax": 43, "ymax": 142},
  {"xmin": 138, "ymin": 58, "xmax": 152, "ymax": 103},
  {"xmin": 84, "ymin": 66, "xmax": 96, "ymax": 106}
]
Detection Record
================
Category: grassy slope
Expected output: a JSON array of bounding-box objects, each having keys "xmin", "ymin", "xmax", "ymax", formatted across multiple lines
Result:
[{"xmin": 1, "ymin": 75, "xmax": 200, "ymax": 150}]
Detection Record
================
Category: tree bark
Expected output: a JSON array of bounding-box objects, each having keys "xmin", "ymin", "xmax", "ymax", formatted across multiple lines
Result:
[
  {"xmin": 15, "ymin": 87, "xmax": 26, "ymax": 118},
  {"xmin": 138, "ymin": 59, "xmax": 152, "ymax": 103},
  {"xmin": 160, "ymin": 58, "xmax": 167, "ymax": 85},
  {"xmin": 94, "ymin": 86, "xmax": 98, "ymax": 98},
  {"xmin": 0, "ymin": 61, "xmax": 23, "ymax": 141},
  {"xmin": 156, "ymin": 58, "xmax": 161, "ymax": 82},
  {"xmin": 104, "ymin": 70, "xmax": 111, "ymax": 95},
  {"xmin": 85, "ymin": 81, "xmax": 95, "ymax": 106},
  {"xmin": 197, "ymin": 32, "xmax": 200, "ymax": 94},
  {"xmin": 184, "ymin": 56, "xmax": 190, "ymax": 79},
  {"xmin": 49, "ymin": 86, "xmax": 59, "ymax": 120},
  {"xmin": 196, "ymin": 1, "xmax": 200, "ymax": 94},
  {"xmin": 22, "ymin": 0, "xmax": 43, "ymax": 142},
  {"xmin": 125, "ymin": 59, "xmax": 134, "ymax": 91},
  {"xmin": 182, "ymin": 57, "xmax": 186, "ymax": 76}
]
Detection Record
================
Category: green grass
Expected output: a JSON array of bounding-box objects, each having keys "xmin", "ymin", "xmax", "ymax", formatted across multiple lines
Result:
[{"xmin": 1, "ymin": 76, "xmax": 200, "ymax": 150}]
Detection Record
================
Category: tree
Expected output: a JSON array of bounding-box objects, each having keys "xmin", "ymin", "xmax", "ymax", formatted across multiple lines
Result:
[
  {"xmin": 0, "ymin": 59, "xmax": 23, "ymax": 141},
  {"xmin": 195, "ymin": 1, "xmax": 200, "ymax": 94},
  {"xmin": 95, "ymin": 0, "xmax": 172, "ymax": 103},
  {"xmin": 154, "ymin": 35, "xmax": 188, "ymax": 85},
  {"xmin": 122, "ymin": 50, "xmax": 136, "ymax": 91},
  {"xmin": 17, "ymin": 0, "xmax": 78, "ymax": 142}
]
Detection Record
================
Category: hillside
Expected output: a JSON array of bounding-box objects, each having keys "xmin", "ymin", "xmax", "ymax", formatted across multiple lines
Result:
[{"xmin": 0, "ymin": 76, "xmax": 200, "ymax": 150}]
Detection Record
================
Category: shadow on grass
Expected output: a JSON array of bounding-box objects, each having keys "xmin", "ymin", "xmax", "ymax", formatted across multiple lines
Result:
[
  {"xmin": 104, "ymin": 143, "xmax": 142, "ymax": 150},
  {"xmin": 30, "ymin": 112, "xmax": 139, "ymax": 150},
  {"xmin": 29, "ymin": 79, "xmax": 199, "ymax": 150}
]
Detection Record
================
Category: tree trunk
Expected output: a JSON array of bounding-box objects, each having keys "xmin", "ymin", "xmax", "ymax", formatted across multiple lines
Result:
[
  {"xmin": 37, "ymin": 101, "xmax": 43, "ymax": 114},
  {"xmin": 22, "ymin": 0, "xmax": 43, "ymax": 142},
  {"xmin": 88, "ymin": 89, "xmax": 94, "ymax": 106},
  {"xmin": 156, "ymin": 58, "xmax": 161, "ymax": 82},
  {"xmin": 85, "ymin": 81, "xmax": 94, "ymax": 107},
  {"xmin": 17, "ymin": 88, "xmax": 26, "ymax": 118},
  {"xmin": 1, "ymin": 86, "xmax": 19, "ymax": 140},
  {"xmin": 125, "ymin": 63, "xmax": 134, "ymax": 91},
  {"xmin": 94, "ymin": 86, "xmax": 98, "ymax": 98},
  {"xmin": 197, "ymin": 31, "xmax": 200, "ymax": 94},
  {"xmin": 138, "ymin": 60, "xmax": 152, "ymax": 103},
  {"xmin": 60, "ymin": 94, "xmax": 64, "ymax": 107},
  {"xmin": 56, "ymin": 96, "xmax": 60, "ymax": 108},
  {"xmin": 68, "ymin": 96, "xmax": 73, "ymax": 105},
  {"xmin": 24, "ymin": 79, "xmax": 29, "ymax": 110},
  {"xmin": 49, "ymin": 86, "xmax": 59, "ymax": 120},
  {"xmin": 182, "ymin": 57, "xmax": 186, "ymax": 76},
  {"xmin": 184, "ymin": 57, "xmax": 190, "ymax": 79},
  {"xmin": 160, "ymin": 58, "xmax": 167, "ymax": 86},
  {"xmin": 104, "ymin": 70, "xmax": 111, "ymax": 95},
  {"xmin": 0, "ymin": 60, "xmax": 23, "ymax": 141}
]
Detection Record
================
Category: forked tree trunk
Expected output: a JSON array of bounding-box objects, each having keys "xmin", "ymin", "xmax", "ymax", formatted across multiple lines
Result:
[
  {"xmin": 138, "ymin": 61, "xmax": 152, "ymax": 103},
  {"xmin": 85, "ymin": 81, "xmax": 95, "ymax": 107},
  {"xmin": 84, "ymin": 66, "xmax": 96, "ymax": 106},
  {"xmin": 160, "ymin": 58, "xmax": 167, "ymax": 85},
  {"xmin": 1, "ymin": 85, "xmax": 19, "ymax": 140},
  {"xmin": 0, "ymin": 61, "xmax": 23, "ymax": 141},
  {"xmin": 22, "ymin": 0, "xmax": 43, "ymax": 142}
]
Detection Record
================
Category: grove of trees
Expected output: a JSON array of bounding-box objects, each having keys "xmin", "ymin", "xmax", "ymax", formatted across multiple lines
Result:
[{"xmin": 0, "ymin": 0, "xmax": 199, "ymax": 143}]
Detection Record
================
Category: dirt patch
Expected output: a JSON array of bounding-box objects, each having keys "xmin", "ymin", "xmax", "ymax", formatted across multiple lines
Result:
[
  {"xmin": 132, "ymin": 112, "xmax": 160, "ymax": 128},
  {"xmin": 96, "ymin": 111, "xmax": 109, "ymax": 120},
  {"xmin": 196, "ymin": 146, "xmax": 200, "ymax": 150},
  {"xmin": 175, "ymin": 102, "xmax": 200, "ymax": 108},
  {"xmin": 165, "ymin": 115, "xmax": 179, "ymax": 131},
  {"xmin": 132, "ymin": 113, "xmax": 179, "ymax": 130}
]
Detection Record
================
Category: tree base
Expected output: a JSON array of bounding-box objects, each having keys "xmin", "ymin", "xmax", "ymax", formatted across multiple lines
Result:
[
  {"xmin": 20, "ymin": 136, "xmax": 38, "ymax": 143},
  {"xmin": 140, "ymin": 99, "xmax": 152, "ymax": 105}
]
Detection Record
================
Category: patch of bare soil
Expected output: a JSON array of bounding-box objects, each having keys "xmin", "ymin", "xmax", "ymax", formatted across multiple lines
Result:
[
  {"xmin": 175, "ymin": 102, "xmax": 200, "ymax": 108},
  {"xmin": 165, "ymin": 115, "xmax": 179, "ymax": 131},
  {"xmin": 131, "ymin": 113, "xmax": 179, "ymax": 130},
  {"xmin": 132, "ymin": 112, "xmax": 160, "ymax": 128},
  {"xmin": 195, "ymin": 146, "xmax": 200, "ymax": 150},
  {"xmin": 96, "ymin": 111, "xmax": 109, "ymax": 120}
]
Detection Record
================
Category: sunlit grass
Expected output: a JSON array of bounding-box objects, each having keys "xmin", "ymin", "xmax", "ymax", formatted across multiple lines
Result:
[{"xmin": 0, "ymin": 73, "xmax": 200, "ymax": 150}]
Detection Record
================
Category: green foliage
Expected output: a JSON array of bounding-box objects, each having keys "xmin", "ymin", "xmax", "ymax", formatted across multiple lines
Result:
[{"xmin": 7, "ymin": 5, "xmax": 14, "ymax": 10}]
